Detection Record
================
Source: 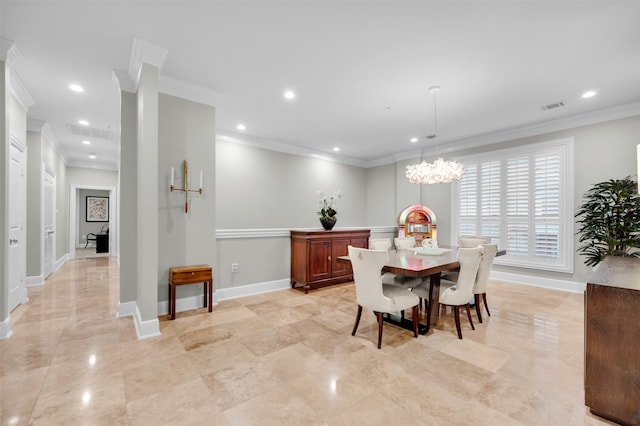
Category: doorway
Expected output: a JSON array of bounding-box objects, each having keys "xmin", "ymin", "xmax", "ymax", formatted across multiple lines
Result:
[{"xmin": 69, "ymin": 185, "xmax": 117, "ymax": 259}]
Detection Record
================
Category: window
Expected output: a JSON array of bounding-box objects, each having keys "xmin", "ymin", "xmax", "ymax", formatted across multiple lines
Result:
[{"xmin": 452, "ymin": 138, "xmax": 573, "ymax": 273}]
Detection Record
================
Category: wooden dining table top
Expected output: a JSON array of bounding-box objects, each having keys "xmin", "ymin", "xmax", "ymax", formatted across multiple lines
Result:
[{"xmin": 338, "ymin": 247, "xmax": 506, "ymax": 278}]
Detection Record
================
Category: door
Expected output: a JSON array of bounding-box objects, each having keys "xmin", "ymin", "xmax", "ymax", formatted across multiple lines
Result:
[
  {"xmin": 8, "ymin": 136, "xmax": 27, "ymax": 312},
  {"xmin": 43, "ymin": 165, "xmax": 56, "ymax": 278}
]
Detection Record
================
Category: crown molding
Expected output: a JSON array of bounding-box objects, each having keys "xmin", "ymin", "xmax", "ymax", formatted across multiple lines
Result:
[
  {"xmin": 159, "ymin": 75, "xmax": 221, "ymax": 107},
  {"xmin": 112, "ymin": 69, "xmax": 136, "ymax": 94},
  {"xmin": 388, "ymin": 102, "xmax": 640, "ymax": 167},
  {"xmin": 9, "ymin": 71, "xmax": 34, "ymax": 111},
  {"xmin": 128, "ymin": 37, "xmax": 168, "ymax": 89},
  {"xmin": 0, "ymin": 38, "xmax": 21, "ymax": 65},
  {"xmin": 216, "ymin": 130, "xmax": 368, "ymax": 168}
]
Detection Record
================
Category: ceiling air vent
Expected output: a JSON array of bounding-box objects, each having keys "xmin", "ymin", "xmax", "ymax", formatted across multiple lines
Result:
[
  {"xmin": 66, "ymin": 124, "xmax": 114, "ymax": 141},
  {"xmin": 541, "ymin": 100, "xmax": 566, "ymax": 111}
]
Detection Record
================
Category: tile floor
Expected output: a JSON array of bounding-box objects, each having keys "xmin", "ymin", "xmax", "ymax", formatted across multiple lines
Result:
[{"xmin": 0, "ymin": 256, "xmax": 616, "ymax": 425}]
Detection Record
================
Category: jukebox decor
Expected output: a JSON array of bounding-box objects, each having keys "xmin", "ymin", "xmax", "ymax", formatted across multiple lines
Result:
[{"xmin": 397, "ymin": 204, "xmax": 437, "ymax": 246}]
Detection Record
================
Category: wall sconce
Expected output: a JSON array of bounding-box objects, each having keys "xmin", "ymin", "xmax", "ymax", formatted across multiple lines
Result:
[{"xmin": 170, "ymin": 160, "xmax": 202, "ymax": 214}]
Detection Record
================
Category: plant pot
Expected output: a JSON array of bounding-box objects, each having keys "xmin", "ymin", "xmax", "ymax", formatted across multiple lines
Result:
[{"xmin": 320, "ymin": 218, "xmax": 337, "ymax": 231}]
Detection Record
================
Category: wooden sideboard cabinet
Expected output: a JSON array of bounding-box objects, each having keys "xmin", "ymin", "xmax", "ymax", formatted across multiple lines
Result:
[
  {"xmin": 290, "ymin": 229, "xmax": 370, "ymax": 293},
  {"xmin": 585, "ymin": 256, "xmax": 640, "ymax": 425}
]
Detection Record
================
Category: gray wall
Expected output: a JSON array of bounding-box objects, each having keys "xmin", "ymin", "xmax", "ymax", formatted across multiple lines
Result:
[
  {"xmin": 215, "ymin": 140, "xmax": 367, "ymax": 290},
  {"xmin": 157, "ymin": 93, "xmax": 216, "ymax": 303},
  {"xmin": 26, "ymin": 130, "xmax": 42, "ymax": 276}
]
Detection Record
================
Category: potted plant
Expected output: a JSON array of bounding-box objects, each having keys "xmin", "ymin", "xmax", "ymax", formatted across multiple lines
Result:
[
  {"xmin": 317, "ymin": 189, "xmax": 341, "ymax": 230},
  {"xmin": 575, "ymin": 176, "xmax": 640, "ymax": 266}
]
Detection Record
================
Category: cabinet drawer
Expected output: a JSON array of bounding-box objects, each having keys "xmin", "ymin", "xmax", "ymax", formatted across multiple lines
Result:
[{"xmin": 170, "ymin": 268, "xmax": 212, "ymax": 285}]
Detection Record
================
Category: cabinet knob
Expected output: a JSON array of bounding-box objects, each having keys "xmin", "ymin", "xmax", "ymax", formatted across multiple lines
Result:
[
  {"xmin": 191, "ymin": 272, "xmax": 195, "ymax": 275},
  {"xmin": 328, "ymin": 256, "xmax": 331, "ymax": 261}
]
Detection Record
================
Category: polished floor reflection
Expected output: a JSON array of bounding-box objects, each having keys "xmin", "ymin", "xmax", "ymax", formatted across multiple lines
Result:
[{"xmin": 1, "ymin": 256, "xmax": 615, "ymax": 425}]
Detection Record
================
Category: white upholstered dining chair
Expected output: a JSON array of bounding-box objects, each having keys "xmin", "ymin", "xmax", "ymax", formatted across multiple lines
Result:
[
  {"xmin": 411, "ymin": 246, "xmax": 482, "ymax": 339},
  {"xmin": 457, "ymin": 235, "xmax": 491, "ymax": 247},
  {"xmin": 348, "ymin": 246, "xmax": 420, "ymax": 349},
  {"xmin": 394, "ymin": 236, "xmax": 417, "ymax": 250},
  {"xmin": 369, "ymin": 238, "xmax": 391, "ymax": 251}
]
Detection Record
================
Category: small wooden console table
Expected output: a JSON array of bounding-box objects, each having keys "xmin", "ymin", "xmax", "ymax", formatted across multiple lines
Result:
[{"xmin": 168, "ymin": 264, "xmax": 213, "ymax": 320}]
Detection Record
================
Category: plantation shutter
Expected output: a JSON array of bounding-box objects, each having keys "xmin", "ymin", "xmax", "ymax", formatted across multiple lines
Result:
[{"xmin": 451, "ymin": 138, "xmax": 573, "ymax": 273}]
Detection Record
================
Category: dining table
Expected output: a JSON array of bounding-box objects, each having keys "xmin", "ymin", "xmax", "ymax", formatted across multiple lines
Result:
[{"xmin": 338, "ymin": 246, "xmax": 505, "ymax": 334}]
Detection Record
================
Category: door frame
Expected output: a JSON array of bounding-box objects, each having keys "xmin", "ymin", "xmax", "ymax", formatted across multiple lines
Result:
[{"xmin": 69, "ymin": 184, "xmax": 117, "ymax": 259}]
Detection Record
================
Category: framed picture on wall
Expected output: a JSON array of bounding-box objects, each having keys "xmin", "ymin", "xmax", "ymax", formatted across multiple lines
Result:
[{"xmin": 86, "ymin": 196, "xmax": 109, "ymax": 222}]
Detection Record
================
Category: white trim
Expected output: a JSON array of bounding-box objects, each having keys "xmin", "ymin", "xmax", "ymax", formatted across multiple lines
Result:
[
  {"xmin": 0, "ymin": 38, "xmax": 21, "ymax": 64},
  {"xmin": 159, "ymin": 75, "xmax": 221, "ymax": 107},
  {"xmin": 55, "ymin": 253, "xmax": 68, "ymax": 272},
  {"xmin": 128, "ymin": 37, "xmax": 168, "ymax": 88},
  {"xmin": 216, "ymin": 225, "xmax": 388, "ymax": 240},
  {"xmin": 112, "ymin": 69, "xmax": 136, "ymax": 94},
  {"xmin": 26, "ymin": 275, "xmax": 44, "ymax": 286},
  {"xmin": 117, "ymin": 300, "xmax": 137, "ymax": 318},
  {"xmin": 491, "ymin": 270, "xmax": 585, "ymax": 293},
  {"xmin": 9, "ymin": 72, "xmax": 35, "ymax": 111},
  {"xmin": 133, "ymin": 304, "xmax": 161, "ymax": 340},
  {"xmin": 0, "ymin": 316, "xmax": 12, "ymax": 340},
  {"xmin": 214, "ymin": 279, "xmax": 291, "ymax": 301}
]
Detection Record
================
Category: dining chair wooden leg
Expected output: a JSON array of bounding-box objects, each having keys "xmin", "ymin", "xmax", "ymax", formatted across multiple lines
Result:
[
  {"xmin": 453, "ymin": 306, "xmax": 462, "ymax": 339},
  {"xmin": 352, "ymin": 305, "xmax": 363, "ymax": 336},
  {"xmin": 482, "ymin": 293, "xmax": 491, "ymax": 317},
  {"xmin": 465, "ymin": 303, "xmax": 475, "ymax": 331},
  {"xmin": 412, "ymin": 305, "xmax": 419, "ymax": 338},
  {"xmin": 375, "ymin": 311, "xmax": 384, "ymax": 349},
  {"xmin": 474, "ymin": 294, "xmax": 483, "ymax": 323}
]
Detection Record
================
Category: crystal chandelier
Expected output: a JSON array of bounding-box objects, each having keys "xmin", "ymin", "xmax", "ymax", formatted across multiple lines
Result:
[{"xmin": 405, "ymin": 86, "xmax": 464, "ymax": 184}]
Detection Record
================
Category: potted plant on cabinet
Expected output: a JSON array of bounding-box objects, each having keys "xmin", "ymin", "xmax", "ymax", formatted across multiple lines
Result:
[
  {"xmin": 575, "ymin": 176, "xmax": 640, "ymax": 266},
  {"xmin": 317, "ymin": 189, "xmax": 341, "ymax": 230}
]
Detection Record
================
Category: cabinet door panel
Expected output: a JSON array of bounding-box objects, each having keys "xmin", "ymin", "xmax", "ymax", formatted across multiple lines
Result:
[
  {"xmin": 308, "ymin": 240, "xmax": 331, "ymax": 282},
  {"xmin": 331, "ymin": 238, "xmax": 352, "ymax": 277}
]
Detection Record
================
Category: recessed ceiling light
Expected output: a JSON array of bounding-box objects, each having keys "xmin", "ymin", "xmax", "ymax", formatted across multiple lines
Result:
[
  {"xmin": 284, "ymin": 90, "xmax": 296, "ymax": 100},
  {"xmin": 89, "ymin": 154, "xmax": 96, "ymax": 159},
  {"xmin": 333, "ymin": 147, "xmax": 340, "ymax": 152},
  {"xmin": 82, "ymin": 140, "xmax": 91, "ymax": 145},
  {"xmin": 236, "ymin": 123, "xmax": 246, "ymax": 131},
  {"xmin": 582, "ymin": 90, "xmax": 597, "ymax": 99},
  {"xmin": 410, "ymin": 137, "xmax": 418, "ymax": 143},
  {"xmin": 78, "ymin": 120, "xmax": 89, "ymax": 126},
  {"xmin": 69, "ymin": 83, "xmax": 84, "ymax": 93}
]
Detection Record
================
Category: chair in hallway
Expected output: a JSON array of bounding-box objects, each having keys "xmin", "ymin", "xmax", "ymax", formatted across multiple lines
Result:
[{"xmin": 348, "ymin": 246, "xmax": 420, "ymax": 349}]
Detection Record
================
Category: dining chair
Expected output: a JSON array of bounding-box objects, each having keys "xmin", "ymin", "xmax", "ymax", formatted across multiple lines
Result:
[
  {"xmin": 348, "ymin": 246, "xmax": 420, "ymax": 349},
  {"xmin": 369, "ymin": 238, "xmax": 391, "ymax": 251},
  {"xmin": 457, "ymin": 235, "xmax": 491, "ymax": 247},
  {"xmin": 471, "ymin": 244, "xmax": 498, "ymax": 323},
  {"xmin": 394, "ymin": 236, "xmax": 417, "ymax": 250},
  {"xmin": 411, "ymin": 246, "xmax": 482, "ymax": 339},
  {"xmin": 441, "ymin": 244, "xmax": 498, "ymax": 323},
  {"xmin": 375, "ymin": 236, "xmax": 423, "ymax": 290}
]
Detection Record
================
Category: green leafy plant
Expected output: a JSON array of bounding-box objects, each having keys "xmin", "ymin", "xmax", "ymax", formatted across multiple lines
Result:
[
  {"xmin": 575, "ymin": 176, "xmax": 640, "ymax": 266},
  {"xmin": 317, "ymin": 189, "xmax": 341, "ymax": 220}
]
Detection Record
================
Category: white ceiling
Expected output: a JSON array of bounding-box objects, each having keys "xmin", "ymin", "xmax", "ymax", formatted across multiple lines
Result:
[{"xmin": 2, "ymin": 1, "xmax": 640, "ymax": 171}]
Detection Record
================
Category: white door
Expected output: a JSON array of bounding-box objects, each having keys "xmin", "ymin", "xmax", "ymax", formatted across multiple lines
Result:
[
  {"xmin": 8, "ymin": 136, "xmax": 27, "ymax": 312},
  {"xmin": 43, "ymin": 165, "xmax": 56, "ymax": 278}
]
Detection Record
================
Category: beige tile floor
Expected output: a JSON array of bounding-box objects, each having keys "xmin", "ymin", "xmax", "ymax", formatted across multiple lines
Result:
[{"xmin": 0, "ymin": 256, "xmax": 616, "ymax": 425}]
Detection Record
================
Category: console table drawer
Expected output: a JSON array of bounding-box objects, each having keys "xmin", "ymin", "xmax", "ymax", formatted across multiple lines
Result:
[{"xmin": 170, "ymin": 268, "xmax": 212, "ymax": 284}]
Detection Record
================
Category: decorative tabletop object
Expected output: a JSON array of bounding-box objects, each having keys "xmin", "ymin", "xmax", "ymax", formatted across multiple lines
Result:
[{"xmin": 317, "ymin": 189, "xmax": 341, "ymax": 230}]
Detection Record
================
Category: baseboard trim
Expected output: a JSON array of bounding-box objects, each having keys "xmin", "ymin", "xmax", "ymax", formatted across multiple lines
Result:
[
  {"xmin": 26, "ymin": 274, "xmax": 44, "ymax": 287},
  {"xmin": 55, "ymin": 254, "xmax": 69, "ymax": 271},
  {"xmin": 0, "ymin": 315, "xmax": 12, "ymax": 340},
  {"xmin": 156, "ymin": 279, "xmax": 291, "ymax": 316},
  {"xmin": 491, "ymin": 270, "xmax": 585, "ymax": 293},
  {"xmin": 118, "ymin": 301, "xmax": 160, "ymax": 340}
]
